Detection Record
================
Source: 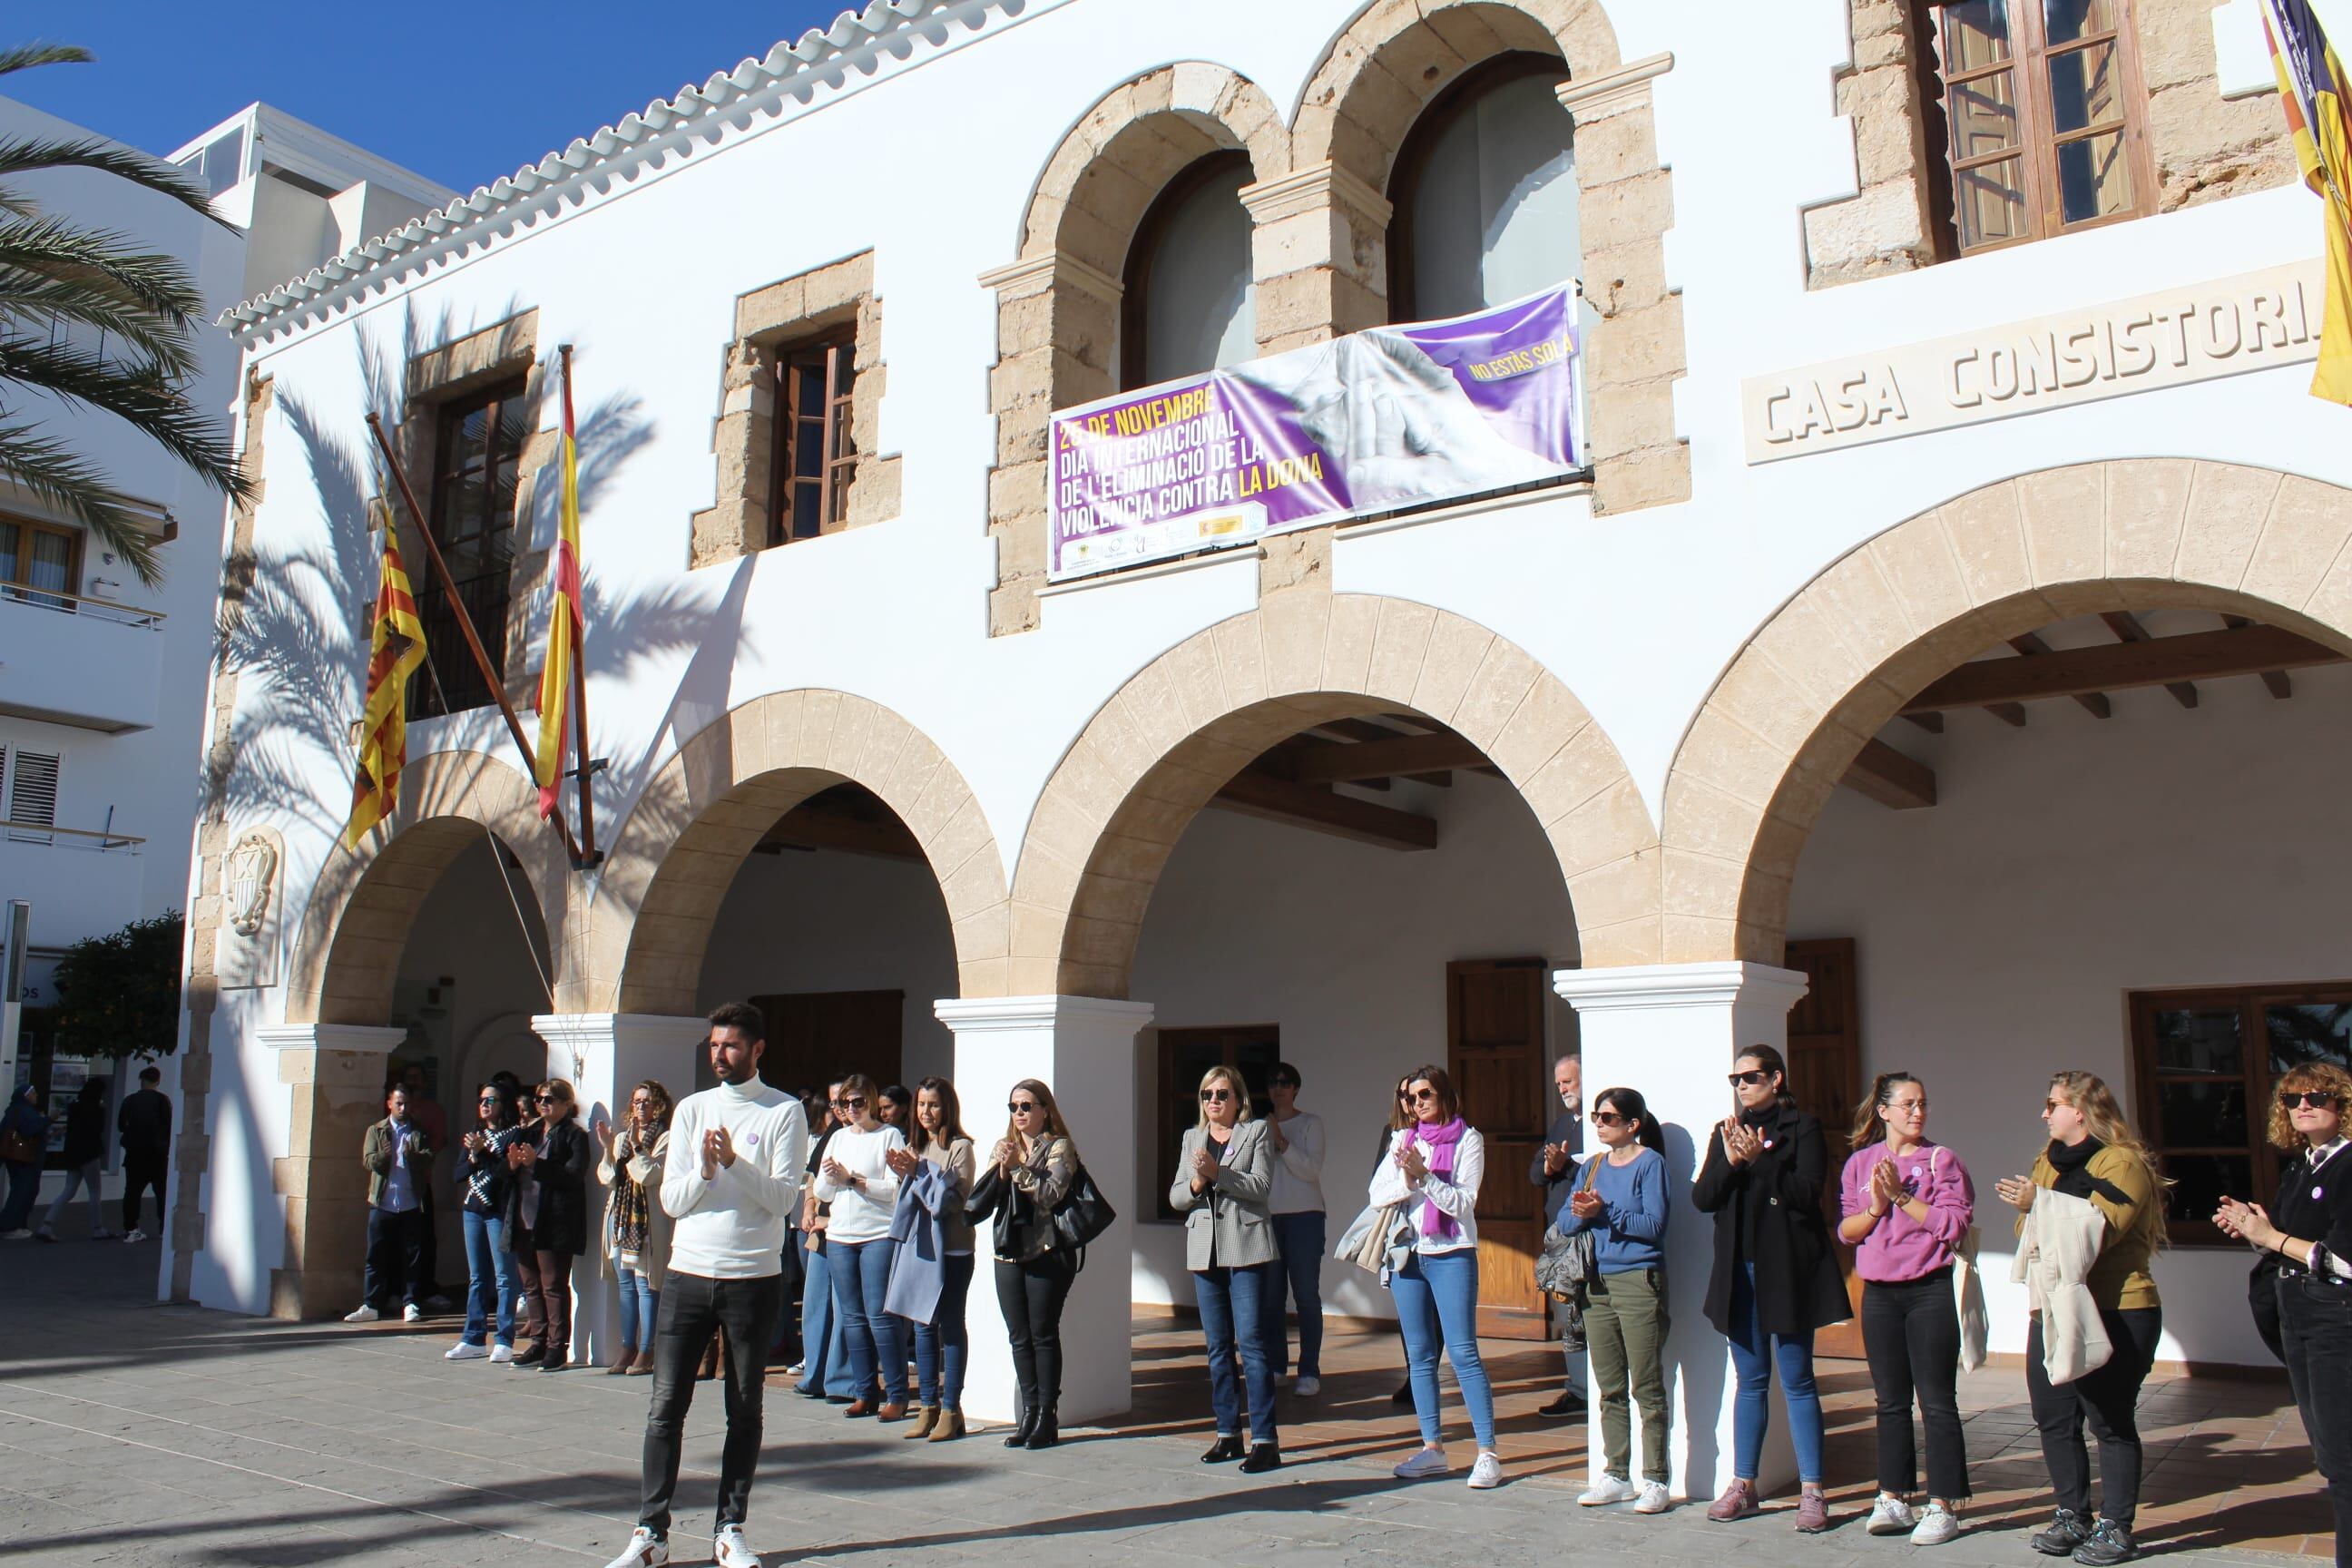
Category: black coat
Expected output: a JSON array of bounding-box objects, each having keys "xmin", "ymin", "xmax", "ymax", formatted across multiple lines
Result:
[
  {"xmin": 507, "ymin": 1118, "xmax": 593, "ymax": 1256},
  {"xmin": 1691, "ymin": 1102, "xmax": 1851, "ymax": 1338},
  {"xmin": 61, "ymin": 1093, "xmax": 107, "ymax": 1166}
]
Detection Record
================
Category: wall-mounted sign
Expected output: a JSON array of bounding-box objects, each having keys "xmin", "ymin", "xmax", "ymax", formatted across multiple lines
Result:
[
  {"xmin": 1742, "ymin": 260, "xmax": 2324, "ymax": 464},
  {"xmin": 218, "ymin": 826, "xmax": 284, "ymax": 989},
  {"xmin": 1049, "ymin": 287, "xmax": 1582, "ymax": 582}
]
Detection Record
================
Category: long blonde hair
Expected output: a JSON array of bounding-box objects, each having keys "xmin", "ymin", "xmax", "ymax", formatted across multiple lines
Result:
[
  {"xmin": 2049, "ymin": 1071, "xmax": 2171, "ymax": 1245},
  {"xmin": 1195, "ymin": 1064, "xmax": 1254, "ymax": 1132},
  {"xmin": 1003, "ymin": 1077, "xmax": 1079, "ymax": 1162}
]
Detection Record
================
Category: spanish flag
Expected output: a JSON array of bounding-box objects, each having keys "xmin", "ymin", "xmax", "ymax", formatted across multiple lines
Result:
[
  {"xmin": 344, "ymin": 501, "xmax": 427, "ymax": 848},
  {"xmin": 2264, "ymin": 0, "xmax": 2352, "ymax": 403},
  {"xmin": 533, "ymin": 352, "xmax": 583, "ymax": 818}
]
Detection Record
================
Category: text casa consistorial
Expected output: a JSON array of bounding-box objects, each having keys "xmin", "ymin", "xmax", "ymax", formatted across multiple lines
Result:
[{"xmin": 1743, "ymin": 261, "xmax": 2324, "ymax": 464}]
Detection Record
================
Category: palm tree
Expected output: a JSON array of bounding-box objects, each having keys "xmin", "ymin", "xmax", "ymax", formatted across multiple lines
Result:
[{"xmin": 0, "ymin": 42, "xmax": 250, "ymax": 587}]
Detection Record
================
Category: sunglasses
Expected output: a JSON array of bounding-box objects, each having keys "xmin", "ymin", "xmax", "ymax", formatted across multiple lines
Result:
[
  {"xmin": 841, "ymin": 1096, "xmax": 868, "ymax": 1109},
  {"xmin": 1200, "ymin": 1088, "xmax": 1235, "ymax": 1102},
  {"xmin": 2280, "ymin": 1091, "xmax": 2344, "ymax": 1111},
  {"xmin": 1589, "ymin": 1111, "xmax": 1629, "ymax": 1128},
  {"xmin": 2043, "ymin": 1099, "xmax": 2067, "ymax": 1112},
  {"xmin": 1410, "ymin": 1088, "xmax": 1441, "ymax": 1102},
  {"xmin": 534, "ymin": 1093, "xmax": 558, "ymax": 1104},
  {"xmin": 1727, "ymin": 1070, "xmax": 1772, "ymax": 1087},
  {"xmin": 477, "ymin": 1094, "xmax": 500, "ymax": 1104},
  {"xmin": 1006, "ymin": 1101, "xmax": 1039, "ymax": 1114},
  {"xmin": 1270, "ymin": 1079, "xmax": 1298, "ymax": 1090}
]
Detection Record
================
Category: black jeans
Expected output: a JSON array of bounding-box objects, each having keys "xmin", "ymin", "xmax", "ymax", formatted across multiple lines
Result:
[
  {"xmin": 640, "ymin": 1269, "xmax": 782, "ymax": 1539},
  {"xmin": 1861, "ymin": 1270, "xmax": 1969, "ymax": 1500},
  {"xmin": 995, "ymin": 1252, "xmax": 1076, "ymax": 1422},
  {"xmin": 2278, "ymin": 1272, "xmax": 2352, "ymax": 1568},
  {"xmin": 2025, "ymin": 1304, "xmax": 2162, "ymax": 1526},
  {"xmin": 121, "ymin": 1156, "xmax": 166, "ymax": 1233},
  {"xmin": 362, "ymin": 1206, "xmax": 426, "ymax": 1308}
]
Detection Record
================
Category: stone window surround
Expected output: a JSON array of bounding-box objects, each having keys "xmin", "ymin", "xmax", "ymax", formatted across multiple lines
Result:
[
  {"xmin": 690, "ymin": 250, "xmax": 901, "ymax": 570},
  {"xmin": 980, "ymin": 3, "xmax": 1689, "ymax": 639},
  {"xmin": 395, "ymin": 309, "xmax": 550, "ymax": 712}
]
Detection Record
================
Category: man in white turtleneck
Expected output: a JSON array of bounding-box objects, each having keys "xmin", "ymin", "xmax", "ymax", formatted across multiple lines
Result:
[{"xmin": 606, "ymin": 1003, "xmax": 807, "ymax": 1568}]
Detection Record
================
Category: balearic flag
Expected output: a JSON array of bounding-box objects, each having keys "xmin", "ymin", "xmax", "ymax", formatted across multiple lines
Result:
[
  {"xmin": 344, "ymin": 501, "xmax": 428, "ymax": 848},
  {"xmin": 534, "ymin": 353, "xmax": 583, "ymax": 817},
  {"xmin": 2263, "ymin": 0, "xmax": 2352, "ymax": 403}
]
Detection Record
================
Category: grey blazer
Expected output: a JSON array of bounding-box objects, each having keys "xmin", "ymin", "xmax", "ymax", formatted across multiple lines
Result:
[{"xmin": 1168, "ymin": 1119, "xmax": 1279, "ymax": 1271}]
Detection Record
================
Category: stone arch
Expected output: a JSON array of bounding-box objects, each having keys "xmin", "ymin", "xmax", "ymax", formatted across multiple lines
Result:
[
  {"xmin": 592, "ymin": 690, "xmax": 1010, "ymax": 1014},
  {"xmin": 984, "ymin": 64, "xmax": 1290, "ymax": 637},
  {"xmin": 1661, "ymin": 459, "xmax": 2352, "ymax": 964},
  {"xmin": 288, "ymin": 750, "xmax": 569, "ymax": 1025},
  {"xmin": 1293, "ymin": 0, "xmax": 1687, "ymax": 514},
  {"xmin": 1006, "ymin": 593, "xmax": 1659, "ymax": 996}
]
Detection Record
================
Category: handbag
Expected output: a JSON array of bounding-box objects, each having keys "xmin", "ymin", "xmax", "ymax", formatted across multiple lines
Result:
[
  {"xmin": 1535, "ymin": 1156, "xmax": 1604, "ymax": 1299},
  {"xmin": 1051, "ymin": 1160, "xmax": 1116, "ymax": 1255},
  {"xmin": 1336, "ymin": 1200, "xmax": 1404, "ymax": 1273},
  {"xmin": 0, "ymin": 1126, "xmax": 37, "ymax": 1165},
  {"xmin": 1936, "ymin": 1147, "xmax": 1989, "ymax": 1373}
]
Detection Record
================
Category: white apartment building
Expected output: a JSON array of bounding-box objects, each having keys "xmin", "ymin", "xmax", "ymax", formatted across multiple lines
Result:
[
  {"xmin": 0, "ymin": 97, "xmax": 446, "ymax": 1200},
  {"xmin": 184, "ymin": 0, "xmax": 2352, "ymax": 1494}
]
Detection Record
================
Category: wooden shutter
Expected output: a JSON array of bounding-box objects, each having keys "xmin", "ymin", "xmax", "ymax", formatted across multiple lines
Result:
[{"xmin": 6, "ymin": 750, "xmax": 59, "ymax": 844}]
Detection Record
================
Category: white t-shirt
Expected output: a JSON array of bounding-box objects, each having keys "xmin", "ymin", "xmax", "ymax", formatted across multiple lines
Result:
[
  {"xmin": 661, "ymin": 1079, "xmax": 808, "ymax": 1279},
  {"xmin": 1268, "ymin": 1111, "xmax": 1327, "ymax": 1215},
  {"xmin": 812, "ymin": 1123, "xmax": 906, "ymax": 1244}
]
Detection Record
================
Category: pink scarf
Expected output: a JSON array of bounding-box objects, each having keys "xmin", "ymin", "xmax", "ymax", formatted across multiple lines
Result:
[{"xmin": 1410, "ymin": 1117, "xmax": 1470, "ymax": 1240}]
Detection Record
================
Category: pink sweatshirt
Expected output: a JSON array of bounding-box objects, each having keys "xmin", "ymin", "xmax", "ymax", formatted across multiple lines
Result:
[{"xmin": 1838, "ymin": 1140, "xmax": 1975, "ymax": 1283}]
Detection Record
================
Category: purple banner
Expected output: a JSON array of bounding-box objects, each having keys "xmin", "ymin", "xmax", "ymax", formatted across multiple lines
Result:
[{"xmin": 1049, "ymin": 288, "xmax": 1580, "ymax": 582}]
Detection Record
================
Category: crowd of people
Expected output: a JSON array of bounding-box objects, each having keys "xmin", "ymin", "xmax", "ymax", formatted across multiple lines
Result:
[
  {"xmin": 0, "ymin": 1064, "xmax": 174, "ymax": 1243},
  {"xmin": 326, "ymin": 1004, "xmax": 2345, "ymax": 1568}
]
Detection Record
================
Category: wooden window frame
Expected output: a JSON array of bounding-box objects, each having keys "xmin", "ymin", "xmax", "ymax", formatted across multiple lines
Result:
[
  {"xmin": 1152, "ymin": 1024, "xmax": 1279, "ymax": 1219},
  {"xmin": 768, "ymin": 338, "xmax": 859, "ymax": 546},
  {"xmin": 1386, "ymin": 51, "xmax": 1571, "ymax": 325},
  {"xmin": 412, "ymin": 376, "xmax": 527, "ymax": 718},
  {"xmin": 0, "ymin": 514, "xmax": 84, "ymax": 604},
  {"xmin": 2127, "ymin": 980, "xmax": 2352, "ymax": 1248},
  {"xmin": 1926, "ymin": 0, "xmax": 2156, "ymax": 257},
  {"xmin": 1120, "ymin": 149, "xmax": 1255, "ymax": 393}
]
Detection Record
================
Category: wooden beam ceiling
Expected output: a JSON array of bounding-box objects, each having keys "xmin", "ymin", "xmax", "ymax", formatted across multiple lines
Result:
[
  {"xmin": 2100, "ymin": 611, "xmax": 2199, "ymax": 708},
  {"xmin": 1209, "ymin": 769, "xmax": 1438, "ymax": 850},
  {"xmin": 1284, "ymin": 731, "xmax": 1485, "ymax": 786},
  {"xmin": 1841, "ymin": 738, "xmax": 1936, "ymax": 810},
  {"xmin": 2008, "ymin": 632, "xmax": 2111, "ymax": 718},
  {"xmin": 1902, "ymin": 623, "xmax": 2343, "ymax": 715},
  {"xmin": 2224, "ymin": 615, "xmax": 2295, "ymax": 698}
]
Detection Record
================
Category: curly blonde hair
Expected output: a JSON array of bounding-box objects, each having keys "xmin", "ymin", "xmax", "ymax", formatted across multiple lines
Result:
[{"xmin": 2268, "ymin": 1062, "xmax": 2352, "ymax": 1151}]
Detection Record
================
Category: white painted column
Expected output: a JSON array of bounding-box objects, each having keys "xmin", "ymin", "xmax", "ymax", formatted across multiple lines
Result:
[
  {"xmin": 935, "ymin": 995, "xmax": 1153, "ymax": 1426},
  {"xmin": 531, "ymin": 1012, "xmax": 708, "ymax": 1365},
  {"xmin": 1552, "ymin": 962, "xmax": 1810, "ymax": 1501}
]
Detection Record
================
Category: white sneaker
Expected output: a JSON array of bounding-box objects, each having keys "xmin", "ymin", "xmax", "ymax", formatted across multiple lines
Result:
[
  {"xmin": 1636, "ymin": 1480, "xmax": 1672, "ymax": 1514},
  {"xmin": 1293, "ymin": 1376, "xmax": 1320, "ymax": 1396},
  {"xmin": 488, "ymin": 1343, "xmax": 515, "ymax": 1364},
  {"xmin": 602, "ymin": 1526, "xmax": 670, "ymax": 1568},
  {"xmin": 1393, "ymin": 1446, "xmax": 1451, "ymax": 1480},
  {"xmin": 1467, "ymin": 1451, "xmax": 1504, "ymax": 1490},
  {"xmin": 122, "ymin": 1229, "xmax": 148, "ymax": 1243},
  {"xmin": 446, "ymin": 1341, "xmax": 490, "ymax": 1360},
  {"xmin": 402, "ymin": 1303, "xmax": 423, "ymax": 1323},
  {"xmin": 343, "ymin": 1305, "xmax": 380, "ymax": 1323},
  {"xmin": 1911, "ymin": 1502, "xmax": 1961, "ymax": 1545},
  {"xmin": 712, "ymin": 1524, "xmax": 760, "ymax": 1568},
  {"xmin": 1868, "ymin": 1494, "xmax": 1919, "ymax": 1535},
  {"xmin": 1580, "ymin": 1473, "xmax": 1639, "ymax": 1505}
]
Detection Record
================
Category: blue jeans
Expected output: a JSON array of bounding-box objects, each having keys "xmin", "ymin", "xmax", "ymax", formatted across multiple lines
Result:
[
  {"xmin": 616, "ymin": 1262, "xmax": 660, "ymax": 1355},
  {"xmin": 460, "ymin": 1209, "xmax": 517, "ymax": 1347},
  {"xmin": 1265, "ymin": 1211, "xmax": 1326, "ymax": 1378},
  {"xmin": 2, "ymin": 1161, "xmax": 43, "ymax": 1232},
  {"xmin": 1727, "ymin": 1260, "xmax": 1826, "ymax": 1484},
  {"xmin": 1195, "ymin": 1262, "xmax": 1279, "ymax": 1445},
  {"xmin": 911, "ymin": 1252, "xmax": 975, "ymax": 1411},
  {"xmin": 829, "ymin": 1237, "xmax": 906, "ymax": 1403},
  {"xmin": 1391, "ymin": 1248, "xmax": 1494, "ymax": 1451}
]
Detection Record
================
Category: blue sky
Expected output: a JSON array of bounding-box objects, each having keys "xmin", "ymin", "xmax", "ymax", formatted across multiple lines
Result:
[{"xmin": 7, "ymin": 3, "xmax": 858, "ymax": 192}]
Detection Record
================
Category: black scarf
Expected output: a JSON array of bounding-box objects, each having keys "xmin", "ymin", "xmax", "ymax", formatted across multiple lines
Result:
[{"xmin": 2045, "ymin": 1135, "xmax": 2130, "ymax": 1207}]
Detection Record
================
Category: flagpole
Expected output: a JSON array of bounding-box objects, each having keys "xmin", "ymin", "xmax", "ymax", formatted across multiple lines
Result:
[
  {"xmin": 558, "ymin": 344, "xmax": 603, "ymax": 868},
  {"xmin": 365, "ymin": 411, "xmax": 583, "ymax": 867}
]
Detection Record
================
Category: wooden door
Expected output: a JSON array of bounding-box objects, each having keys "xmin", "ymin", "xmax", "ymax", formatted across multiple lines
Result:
[
  {"xmin": 1783, "ymin": 938, "xmax": 1866, "ymax": 1358},
  {"xmin": 1446, "ymin": 957, "xmax": 1549, "ymax": 1339},
  {"xmin": 747, "ymin": 989, "xmax": 904, "ymax": 1099}
]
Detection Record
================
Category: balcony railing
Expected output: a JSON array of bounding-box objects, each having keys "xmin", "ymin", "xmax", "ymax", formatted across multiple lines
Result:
[
  {"xmin": 0, "ymin": 582, "xmax": 167, "ymax": 628},
  {"xmin": 0, "ymin": 818, "xmax": 144, "ymax": 851}
]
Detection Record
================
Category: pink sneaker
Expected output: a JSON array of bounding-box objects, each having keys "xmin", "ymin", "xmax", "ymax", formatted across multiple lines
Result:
[
  {"xmin": 1709, "ymin": 1479, "xmax": 1760, "ymax": 1522},
  {"xmin": 1796, "ymin": 1489, "xmax": 1830, "ymax": 1533}
]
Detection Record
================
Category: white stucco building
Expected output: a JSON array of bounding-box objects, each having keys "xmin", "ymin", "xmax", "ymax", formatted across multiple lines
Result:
[
  {"xmin": 177, "ymin": 0, "xmax": 2352, "ymax": 1495},
  {"xmin": 0, "ymin": 96, "xmax": 446, "ymax": 1186}
]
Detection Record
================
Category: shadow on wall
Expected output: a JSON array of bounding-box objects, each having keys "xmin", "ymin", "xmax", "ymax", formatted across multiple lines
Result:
[{"xmin": 1656, "ymin": 1117, "xmax": 1726, "ymax": 1488}]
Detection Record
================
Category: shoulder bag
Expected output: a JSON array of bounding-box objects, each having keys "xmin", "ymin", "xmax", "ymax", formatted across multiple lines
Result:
[
  {"xmin": 1051, "ymin": 1158, "xmax": 1117, "ymax": 1259},
  {"xmin": 1536, "ymin": 1155, "xmax": 1604, "ymax": 1300}
]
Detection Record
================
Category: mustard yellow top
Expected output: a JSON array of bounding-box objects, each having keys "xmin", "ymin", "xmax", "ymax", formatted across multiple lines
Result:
[{"xmin": 2029, "ymin": 1142, "xmax": 2162, "ymax": 1312}]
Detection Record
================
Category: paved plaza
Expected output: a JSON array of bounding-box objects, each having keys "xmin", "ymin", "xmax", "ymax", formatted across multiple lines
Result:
[{"xmin": 0, "ymin": 1235, "xmax": 2330, "ymax": 1566}]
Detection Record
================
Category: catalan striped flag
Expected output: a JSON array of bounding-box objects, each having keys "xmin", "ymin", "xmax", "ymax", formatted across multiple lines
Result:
[
  {"xmin": 2263, "ymin": 0, "xmax": 2352, "ymax": 403},
  {"xmin": 344, "ymin": 501, "xmax": 427, "ymax": 848},
  {"xmin": 533, "ymin": 350, "xmax": 584, "ymax": 817}
]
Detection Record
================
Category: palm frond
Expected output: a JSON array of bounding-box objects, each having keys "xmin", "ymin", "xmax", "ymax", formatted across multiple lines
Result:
[
  {"xmin": 0, "ymin": 215, "xmax": 210, "ymax": 328},
  {"xmin": 0, "ymin": 275, "xmax": 200, "ymax": 378},
  {"xmin": 0, "ymin": 44, "xmax": 93, "ymax": 78},
  {"xmin": 0, "ymin": 135, "xmax": 224, "ymax": 227},
  {"xmin": 0, "ymin": 334, "xmax": 249, "ymax": 503},
  {"xmin": 0, "ymin": 418, "xmax": 163, "ymax": 585}
]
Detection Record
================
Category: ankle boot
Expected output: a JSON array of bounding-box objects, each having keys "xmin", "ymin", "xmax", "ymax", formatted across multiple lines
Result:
[
  {"xmin": 1239, "ymin": 1441, "xmax": 1283, "ymax": 1475},
  {"xmin": 904, "ymin": 1405, "xmax": 939, "ymax": 1439},
  {"xmin": 1024, "ymin": 1405, "xmax": 1060, "ymax": 1449},
  {"xmin": 928, "ymin": 1410, "xmax": 966, "ymax": 1443},
  {"xmin": 1004, "ymin": 1406, "xmax": 1039, "ymax": 1448}
]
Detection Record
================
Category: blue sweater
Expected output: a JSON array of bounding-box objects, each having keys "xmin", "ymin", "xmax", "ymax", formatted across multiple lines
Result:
[{"xmin": 1559, "ymin": 1146, "xmax": 1668, "ymax": 1273}]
